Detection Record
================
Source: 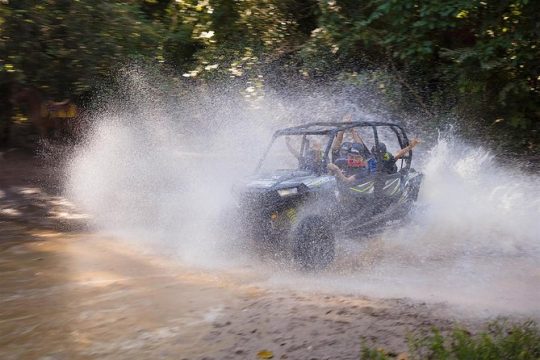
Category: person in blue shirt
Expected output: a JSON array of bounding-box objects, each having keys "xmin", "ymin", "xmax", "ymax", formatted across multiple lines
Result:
[{"xmin": 327, "ymin": 143, "xmax": 375, "ymax": 185}]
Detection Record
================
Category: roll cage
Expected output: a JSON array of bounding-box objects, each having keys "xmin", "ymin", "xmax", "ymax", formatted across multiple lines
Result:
[{"xmin": 255, "ymin": 121, "xmax": 413, "ymax": 174}]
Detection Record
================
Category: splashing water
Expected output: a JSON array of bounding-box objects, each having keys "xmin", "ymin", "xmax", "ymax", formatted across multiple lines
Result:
[
  {"xmin": 273, "ymin": 136, "xmax": 540, "ymax": 317},
  {"xmin": 389, "ymin": 135, "xmax": 540, "ymax": 257},
  {"xmin": 382, "ymin": 136, "xmax": 540, "ymax": 315},
  {"xmin": 66, "ymin": 71, "xmax": 293, "ymax": 266},
  {"xmin": 65, "ymin": 71, "xmax": 540, "ymax": 317}
]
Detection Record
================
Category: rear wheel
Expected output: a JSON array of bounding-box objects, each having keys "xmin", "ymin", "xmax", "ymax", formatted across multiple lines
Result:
[{"xmin": 292, "ymin": 215, "xmax": 335, "ymax": 271}]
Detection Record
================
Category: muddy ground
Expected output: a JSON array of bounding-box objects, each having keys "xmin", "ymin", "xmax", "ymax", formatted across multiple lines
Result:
[{"xmin": 1, "ymin": 150, "xmax": 492, "ymax": 360}]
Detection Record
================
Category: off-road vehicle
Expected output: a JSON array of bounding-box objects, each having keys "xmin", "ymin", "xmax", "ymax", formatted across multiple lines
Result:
[{"xmin": 234, "ymin": 121, "xmax": 423, "ymax": 270}]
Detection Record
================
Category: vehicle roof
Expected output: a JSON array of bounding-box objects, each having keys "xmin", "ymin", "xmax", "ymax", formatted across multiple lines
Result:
[
  {"xmin": 255, "ymin": 120, "xmax": 414, "ymax": 174},
  {"xmin": 274, "ymin": 121, "xmax": 406, "ymax": 136}
]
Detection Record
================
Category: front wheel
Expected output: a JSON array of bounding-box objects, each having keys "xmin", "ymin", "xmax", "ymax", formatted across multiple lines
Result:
[{"xmin": 292, "ymin": 215, "xmax": 335, "ymax": 271}]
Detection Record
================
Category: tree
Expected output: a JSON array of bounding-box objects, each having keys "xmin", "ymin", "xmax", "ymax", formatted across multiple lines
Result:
[{"xmin": 0, "ymin": 0, "xmax": 162, "ymax": 98}]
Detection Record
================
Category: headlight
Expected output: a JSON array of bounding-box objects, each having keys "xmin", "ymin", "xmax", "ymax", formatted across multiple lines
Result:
[{"xmin": 277, "ymin": 187, "xmax": 298, "ymax": 197}]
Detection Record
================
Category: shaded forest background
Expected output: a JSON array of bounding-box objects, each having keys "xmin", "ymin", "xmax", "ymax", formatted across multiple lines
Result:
[{"xmin": 0, "ymin": 0, "xmax": 538, "ymax": 154}]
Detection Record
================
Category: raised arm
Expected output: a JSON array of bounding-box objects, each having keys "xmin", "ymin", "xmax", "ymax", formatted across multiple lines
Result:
[
  {"xmin": 332, "ymin": 131, "xmax": 345, "ymax": 152},
  {"xmin": 349, "ymin": 127, "xmax": 365, "ymax": 146},
  {"xmin": 333, "ymin": 112, "xmax": 354, "ymax": 152},
  {"xmin": 394, "ymin": 138, "xmax": 420, "ymax": 160}
]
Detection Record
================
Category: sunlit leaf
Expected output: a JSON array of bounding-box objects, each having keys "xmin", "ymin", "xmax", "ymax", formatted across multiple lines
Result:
[{"xmin": 257, "ymin": 349, "xmax": 274, "ymax": 359}]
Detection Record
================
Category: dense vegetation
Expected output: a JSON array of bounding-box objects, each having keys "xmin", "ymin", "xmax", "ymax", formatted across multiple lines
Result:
[
  {"xmin": 361, "ymin": 320, "xmax": 540, "ymax": 360},
  {"xmin": 1, "ymin": 0, "xmax": 538, "ymax": 152}
]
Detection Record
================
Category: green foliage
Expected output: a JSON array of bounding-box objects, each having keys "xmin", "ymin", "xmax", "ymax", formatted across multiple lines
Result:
[
  {"xmin": 309, "ymin": 0, "xmax": 539, "ymax": 150},
  {"xmin": 184, "ymin": 0, "xmax": 310, "ymax": 81},
  {"xmin": 360, "ymin": 347, "xmax": 390, "ymax": 360},
  {"xmin": 1, "ymin": 0, "xmax": 163, "ymax": 97},
  {"xmin": 1, "ymin": 0, "xmax": 538, "ymax": 150},
  {"xmin": 361, "ymin": 321, "xmax": 540, "ymax": 360},
  {"xmin": 412, "ymin": 320, "xmax": 540, "ymax": 359}
]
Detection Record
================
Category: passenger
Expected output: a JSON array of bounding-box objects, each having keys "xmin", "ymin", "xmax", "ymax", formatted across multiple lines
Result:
[
  {"xmin": 285, "ymin": 136, "xmax": 324, "ymax": 173},
  {"xmin": 372, "ymin": 139, "xmax": 420, "ymax": 174},
  {"xmin": 332, "ymin": 141, "xmax": 352, "ymax": 169},
  {"xmin": 332, "ymin": 123, "xmax": 369, "ymax": 162},
  {"xmin": 327, "ymin": 143, "xmax": 374, "ymax": 185}
]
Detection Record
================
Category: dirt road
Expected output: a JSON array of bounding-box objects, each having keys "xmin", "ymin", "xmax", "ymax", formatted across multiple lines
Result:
[{"xmin": 0, "ymin": 150, "xmax": 485, "ymax": 359}]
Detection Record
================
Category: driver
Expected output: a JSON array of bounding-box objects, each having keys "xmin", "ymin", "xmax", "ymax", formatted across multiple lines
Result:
[
  {"xmin": 332, "ymin": 122, "xmax": 369, "ymax": 162},
  {"xmin": 327, "ymin": 143, "xmax": 374, "ymax": 185}
]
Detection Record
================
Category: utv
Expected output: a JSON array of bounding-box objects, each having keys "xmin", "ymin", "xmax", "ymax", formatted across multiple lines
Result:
[{"xmin": 234, "ymin": 121, "xmax": 423, "ymax": 270}]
